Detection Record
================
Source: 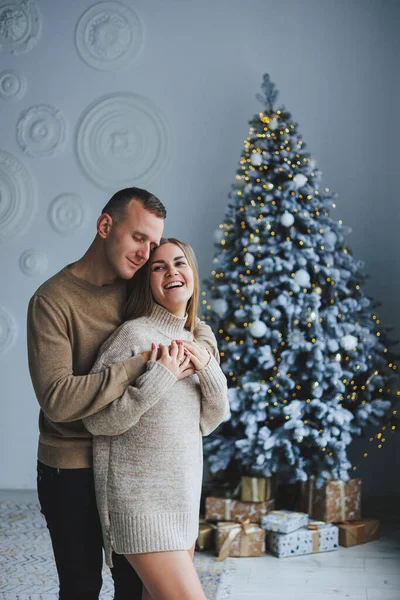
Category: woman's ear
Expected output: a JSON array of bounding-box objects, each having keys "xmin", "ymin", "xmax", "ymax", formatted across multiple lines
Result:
[{"xmin": 97, "ymin": 213, "xmax": 113, "ymax": 239}]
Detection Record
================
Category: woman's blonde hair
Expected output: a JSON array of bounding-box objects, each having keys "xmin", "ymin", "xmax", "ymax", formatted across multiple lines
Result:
[{"xmin": 125, "ymin": 238, "xmax": 199, "ymax": 332}]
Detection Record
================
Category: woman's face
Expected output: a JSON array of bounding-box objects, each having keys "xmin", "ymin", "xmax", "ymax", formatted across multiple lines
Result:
[{"xmin": 150, "ymin": 243, "xmax": 194, "ymax": 316}]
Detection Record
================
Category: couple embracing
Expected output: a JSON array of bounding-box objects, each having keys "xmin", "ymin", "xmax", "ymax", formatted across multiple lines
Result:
[{"xmin": 28, "ymin": 187, "xmax": 230, "ymax": 600}]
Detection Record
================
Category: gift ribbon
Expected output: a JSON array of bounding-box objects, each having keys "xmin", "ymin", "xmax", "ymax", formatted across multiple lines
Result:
[
  {"xmin": 217, "ymin": 519, "xmax": 260, "ymax": 562},
  {"xmin": 338, "ymin": 480, "xmax": 346, "ymax": 522},
  {"xmin": 223, "ymin": 499, "xmax": 232, "ymax": 520},
  {"xmin": 311, "ymin": 530, "xmax": 320, "ymax": 553}
]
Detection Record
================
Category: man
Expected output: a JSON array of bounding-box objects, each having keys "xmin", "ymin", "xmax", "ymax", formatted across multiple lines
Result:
[{"xmin": 27, "ymin": 187, "xmax": 218, "ymax": 600}]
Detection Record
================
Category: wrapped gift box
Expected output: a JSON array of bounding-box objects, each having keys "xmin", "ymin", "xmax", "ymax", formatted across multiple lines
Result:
[
  {"xmin": 241, "ymin": 476, "xmax": 275, "ymax": 502},
  {"xmin": 217, "ymin": 521, "xmax": 266, "ymax": 561},
  {"xmin": 338, "ymin": 518, "xmax": 380, "ymax": 547},
  {"xmin": 261, "ymin": 510, "xmax": 309, "ymax": 534},
  {"xmin": 268, "ymin": 521, "xmax": 339, "ymax": 558},
  {"xmin": 196, "ymin": 520, "xmax": 216, "ymax": 551},
  {"xmin": 205, "ymin": 496, "xmax": 275, "ymax": 524},
  {"xmin": 301, "ymin": 478, "xmax": 361, "ymax": 522}
]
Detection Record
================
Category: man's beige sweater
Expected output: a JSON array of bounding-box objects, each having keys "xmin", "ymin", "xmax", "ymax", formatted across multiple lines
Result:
[
  {"xmin": 84, "ymin": 304, "xmax": 230, "ymax": 566},
  {"xmin": 27, "ymin": 267, "xmax": 219, "ymax": 469}
]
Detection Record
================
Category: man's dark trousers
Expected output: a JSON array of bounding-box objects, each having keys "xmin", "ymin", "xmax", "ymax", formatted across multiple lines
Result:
[{"xmin": 37, "ymin": 461, "xmax": 143, "ymax": 600}]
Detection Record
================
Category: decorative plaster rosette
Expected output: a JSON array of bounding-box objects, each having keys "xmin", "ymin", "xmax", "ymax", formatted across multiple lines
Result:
[
  {"xmin": 75, "ymin": 93, "xmax": 171, "ymax": 189},
  {"xmin": 17, "ymin": 105, "xmax": 67, "ymax": 157},
  {"xmin": 19, "ymin": 248, "xmax": 47, "ymax": 276},
  {"xmin": 0, "ymin": 0, "xmax": 41, "ymax": 55},
  {"xmin": 0, "ymin": 150, "xmax": 37, "ymax": 245},
  {"xmin": 0, "ymin": 69, "xmax": 26, "ymax": 100},
  {"xmin": 0, "ymin": 305, "xmax": 18, "ymax": 356},
  {"xmin": 48, "ymin": 193, "xmax": 85, "ymax": 236},
  {"xmin": 75, "ymin": 1, "xmax": 143, "ymax": 71}
]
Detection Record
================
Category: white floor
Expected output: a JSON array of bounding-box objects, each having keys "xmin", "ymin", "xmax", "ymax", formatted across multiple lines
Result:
[
  {"xmin": 216, "ymin": 514, "xmax": 400, "ymax": 600},
  {"xmin": 2, "ymin": 491, "xmax": 399, "ymax": 600}
]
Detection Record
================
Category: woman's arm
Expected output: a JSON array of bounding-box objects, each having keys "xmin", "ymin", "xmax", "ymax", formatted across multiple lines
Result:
[
  {"xmin": 197, "ymin": 354, "xmax": 230, "ymax": 436},
  {"xmin": 193, "ymin": 318, "xmax": 220, "ymax": 362}
]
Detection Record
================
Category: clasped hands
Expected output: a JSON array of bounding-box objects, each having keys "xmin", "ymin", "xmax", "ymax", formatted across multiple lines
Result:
[{"xmin": 141, "ymin": 340, "xmax": 210, "ymax": 380}]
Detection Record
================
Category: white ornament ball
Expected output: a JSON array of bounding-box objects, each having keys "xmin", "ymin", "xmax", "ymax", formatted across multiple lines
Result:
[
  {"xmin": 340, "ymin": 334, "xmax": 358, "ymax": 351},
  {"xmin": 212, "ymin": 298, "xmax": 228, "ymax": 316},
  {"xmin": 314, "ymin": 286, "xmax": 322, "ymax": 295},
  {"xmin": 213, "ymin": 228, "xmax": 225, "ymax": 244},
  {"xmin": 265, "ymin": 182, "xmax": 274, "ymax": 191},
  {"xmin": 250, "ymin": 320, "xmax": 267, "ymax": 338},
  {"xmin": 250, "ymin": 153, "xmax": 263, "ymax": 166},
  {"xmin": 269, "ymin": 119, "xmax": 279, "ymax": 131},
  {"xmin": 293, "ymin": 174, "xmax": 308, "ymax": 189},
  {"xmin": 252, "ymin": 235, "xmax": 260, "ymax": 244},
  {"xmin": 324, "ymin": 231, "xmax": 337, "ymax": 246},
  {"xmin": 280, "ymin": 211, "xmax": 295, "ymax": 227},
  {"xmin": 294, "ymin": 269, "xmax": 311, "ymax": 288},
  {"xmin": 245, "ymin": 253, "xmax": 255, "ymax": 267}
]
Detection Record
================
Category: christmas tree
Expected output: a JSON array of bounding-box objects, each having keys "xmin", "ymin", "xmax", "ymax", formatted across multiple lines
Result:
[{"xmin": 203, "ymin": 74, "xmax": 398, "ymax": 487}]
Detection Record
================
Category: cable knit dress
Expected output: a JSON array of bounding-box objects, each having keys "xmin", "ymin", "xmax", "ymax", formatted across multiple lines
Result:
[{"xmin": 83, "ymin": 303, "xmax": 229, "ymax": 566}]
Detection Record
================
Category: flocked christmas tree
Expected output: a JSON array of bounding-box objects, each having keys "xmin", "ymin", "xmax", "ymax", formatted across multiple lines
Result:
[{"xmin": 203, "ymin": 74, "xmax": 398, "ymax": 486}]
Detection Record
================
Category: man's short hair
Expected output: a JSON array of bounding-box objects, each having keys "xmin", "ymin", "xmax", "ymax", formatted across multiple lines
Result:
[{"xmin": 102, "ymin": 187, "xmax": 166, "ymax": 223}]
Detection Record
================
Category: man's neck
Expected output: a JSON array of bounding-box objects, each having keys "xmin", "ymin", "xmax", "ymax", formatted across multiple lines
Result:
[{"xmin": 69, "ymin": 241, "xmax": 118, "ymax": 287}]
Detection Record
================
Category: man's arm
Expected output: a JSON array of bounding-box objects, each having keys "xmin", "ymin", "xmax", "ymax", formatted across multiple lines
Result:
[
  {"xmin": 27, "ymin": 295, "xmax": 146, "ymax": 423},
  {"xmin": 193, "ymin": 318, "xmax": 220, "ymax": 363}
]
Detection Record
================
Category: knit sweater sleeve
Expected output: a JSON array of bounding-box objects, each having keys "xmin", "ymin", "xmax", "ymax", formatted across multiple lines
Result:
[
  {"xmin": 193, "ymin": 318, "xmax": 220, "ymax": 363},
  {"xmin": 27, "ymin": 295, "xmax": 146, "ymax": 423},
  {"xmin": 196, "ymin": 355, "xmax": 230, "ymax": 436},
  {"xmin": 83, "ymin": 324, "xmax": 177, "ymax": 436}
]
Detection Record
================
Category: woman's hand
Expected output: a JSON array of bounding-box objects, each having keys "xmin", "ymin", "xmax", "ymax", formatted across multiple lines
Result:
[
  {"xmin": 181, "ymin": 340, "xmax": 210, "ymax": 371},
  {"xmin": 153, "ymin": 341, "xmax": 192, "ymax": 379}
]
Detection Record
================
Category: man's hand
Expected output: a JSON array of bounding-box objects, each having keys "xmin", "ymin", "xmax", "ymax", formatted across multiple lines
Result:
[{"xmin": 180, "ymin": 340, "xmax": 210, "ymax": 371}]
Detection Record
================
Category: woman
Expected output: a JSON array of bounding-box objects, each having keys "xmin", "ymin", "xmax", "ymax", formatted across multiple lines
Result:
[{"xmin": 84, "ymin": 238, "xmax": 230, "ymax": 600}]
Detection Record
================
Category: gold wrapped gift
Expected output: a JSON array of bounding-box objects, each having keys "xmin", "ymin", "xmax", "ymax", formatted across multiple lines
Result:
[
  {"xmin": 241, "ymin": 476, "xmax": 275, "ymax": 502},
  {"xmin": 338, "ymin": 518, "xmax": 380, "ymax": 548},
  {"xmin": 205, "ymin": 496, "xmax": 274, "ymax": 524},
  {"xmin": 196, "ymin": 520, "xmax": 216, "ymax": 551},
  {"xmin": 217, "ymin": 519, "xmax": 266, "ymax": 561},
  {"xmin": 301, "ymin": 478, "xmax": 361, "ymax": 523}
]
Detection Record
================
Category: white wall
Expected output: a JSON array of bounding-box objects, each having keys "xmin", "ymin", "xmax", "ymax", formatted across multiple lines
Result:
[{"xmin": 0, "ymin": 0, "xmax": 399, "ymax": 492}]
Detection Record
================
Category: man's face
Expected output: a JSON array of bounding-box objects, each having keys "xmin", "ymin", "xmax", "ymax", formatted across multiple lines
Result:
[{"xmin": 103, "ymin": 199, "xmax": 164, "ymax": 280}]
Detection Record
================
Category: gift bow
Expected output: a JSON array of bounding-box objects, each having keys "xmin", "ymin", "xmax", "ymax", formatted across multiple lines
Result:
[{"xmin": 217, "ymin": 519, "xmax": 260, "ymax": 562}]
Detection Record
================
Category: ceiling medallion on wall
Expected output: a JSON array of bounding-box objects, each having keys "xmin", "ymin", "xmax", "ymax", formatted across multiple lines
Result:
[
  {"xmin": 17, "ymin": 104, "xmax": 67, "ymax": 157},
  {"xmin": 19, "ymin": 248, "xmax": 48, "ymax": 276},
  {"xmin": 0, "ymin": 150, "xmax": 37, "ymax": 245},
  {"xmin": 75, "ymin": 92, "xmax": 171, "ymax": 189},
  {"xmin": 0, "ymin": 305, "xmax": 18, "ymax": 356},
  {"xmin": 0, "ymin": 70, "xmax": 26, "ymax": 100},
  {"xmin": 0, "ymin": 0, "xmax": 41, "ymax": 54},
  {"xmin": 75, "ymin": 1, "xmax": 143, "ymax": 71},
  {"xmin": 48, "ymin": 193, "xmax": 85, "ymax": 236}
]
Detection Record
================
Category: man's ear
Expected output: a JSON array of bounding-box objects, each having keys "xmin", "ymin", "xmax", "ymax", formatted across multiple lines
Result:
[{"xmin": 97, "ymin": 213, "xmax": 113, "ymax": 239}]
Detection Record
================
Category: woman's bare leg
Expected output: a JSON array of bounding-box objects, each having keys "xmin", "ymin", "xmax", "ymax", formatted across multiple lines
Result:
[{"xmin": 126, "ymin": 549, "xmax": 206, "ymax": 600}]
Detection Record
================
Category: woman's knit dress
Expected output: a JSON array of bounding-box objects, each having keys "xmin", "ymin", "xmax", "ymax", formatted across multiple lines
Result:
[{"xmin": 83, "ymin": 303, "xmax": 229, "ymax": 566}]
